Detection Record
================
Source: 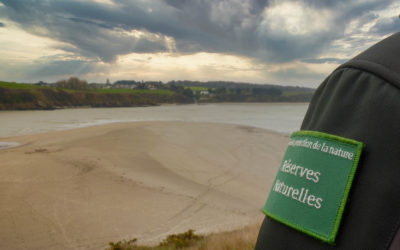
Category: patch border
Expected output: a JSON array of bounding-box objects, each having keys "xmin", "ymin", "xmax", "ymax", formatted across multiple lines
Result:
[{"xmin": 262, "ymin": 130, "xmax": 364, "ymax": 244}]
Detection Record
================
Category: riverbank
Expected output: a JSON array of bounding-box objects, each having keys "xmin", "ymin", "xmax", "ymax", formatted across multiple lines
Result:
[
  {"xmin": 0, "ymin": 81, "xmax": 313, "ymax": 110},
  {"xmin": 0, "ymin": 84, "xmax": 188, "ymax": 110},
  {"xmin": 0, "ymin": 121, "xmax": 288, "ymax": 249}
]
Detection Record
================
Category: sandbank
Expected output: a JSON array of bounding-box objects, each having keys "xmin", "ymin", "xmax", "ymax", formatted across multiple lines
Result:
[{"xmin": 0, "ymin": 121, "xmax": 288, "ymax": 249}]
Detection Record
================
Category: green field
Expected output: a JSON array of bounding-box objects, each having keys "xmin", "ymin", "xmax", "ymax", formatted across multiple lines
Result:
[
  {"xmin": 0, "ymin": 81, "xmax": 48, "ymax": 89},
  {"xmin": 0, "ymin": 81, "xmax": 174, "ymax": 96}
]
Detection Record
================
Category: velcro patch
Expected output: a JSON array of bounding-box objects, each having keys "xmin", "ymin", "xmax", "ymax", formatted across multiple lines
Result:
[{"xmin": 262, "ymin": 131, "xmax": 364, "ymax": 244}]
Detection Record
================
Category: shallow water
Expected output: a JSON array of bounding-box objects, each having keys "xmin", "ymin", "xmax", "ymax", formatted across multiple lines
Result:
[{"xmin": 0, "ymin": 103, "xmax": 308, "ymax": 139}]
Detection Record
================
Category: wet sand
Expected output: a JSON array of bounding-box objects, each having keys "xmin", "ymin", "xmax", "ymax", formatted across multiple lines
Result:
[{"xmin": 0, "ymin": 121, "xmax": 288, "ymax": 249}]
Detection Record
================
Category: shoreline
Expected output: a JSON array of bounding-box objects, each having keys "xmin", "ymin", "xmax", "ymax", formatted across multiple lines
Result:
[
  {"xmin": 0, "ymin": 103, "xmax": 307, "ymax": 139},
  {"xmin": 0, "ymin": 101, "xmax": 310, "ymax": 112},
  {"xmin": 0, "ymin": 121, "xmax": 288, "ymax": 249}
]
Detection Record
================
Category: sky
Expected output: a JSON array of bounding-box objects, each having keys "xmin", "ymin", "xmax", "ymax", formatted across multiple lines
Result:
[{"xmin": 0, "ymin": 0, "xmax": 399, "ymax": 87}]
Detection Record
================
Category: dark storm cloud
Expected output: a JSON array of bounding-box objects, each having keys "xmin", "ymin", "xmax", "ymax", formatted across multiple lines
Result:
[
  {"xmin": 0, "ymin": 0, "xmax": 398, "ymax": 64},
  {"xmin": 254, "ymin": 0, "xmax": 396, "ymax": 62},
  {"xmin": 0, "ymin": 0, "xmax": 174, "ymax": 61}
]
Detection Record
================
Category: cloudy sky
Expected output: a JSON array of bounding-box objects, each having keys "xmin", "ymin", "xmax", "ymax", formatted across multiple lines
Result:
[{"xmin": 0, "ymin": 0, "xmax": 399, "ymax": 87}]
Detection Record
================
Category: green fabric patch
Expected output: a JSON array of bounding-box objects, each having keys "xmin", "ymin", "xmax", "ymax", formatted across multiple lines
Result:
[{"xmin": 262, "ymin": 130, "xmax": 364, "ymax": 244}]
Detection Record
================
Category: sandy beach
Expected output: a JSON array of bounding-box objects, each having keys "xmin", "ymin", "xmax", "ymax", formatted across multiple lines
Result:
[{"xmin": 0, "ymin": 121, "xmax": 288, "ymax": 249}]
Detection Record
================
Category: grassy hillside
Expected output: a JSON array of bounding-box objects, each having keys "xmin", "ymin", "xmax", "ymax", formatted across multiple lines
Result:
[
  {"xmin": 0, "ymin": 80, "xmax": 314, "ymax": 110},
  {"xmin": 0, "ymin": 82, "xmax": 190, "ymax": 110},
  {"xmin": 0, "ymin": 81, "xmax": 49, "ymax": 89}
]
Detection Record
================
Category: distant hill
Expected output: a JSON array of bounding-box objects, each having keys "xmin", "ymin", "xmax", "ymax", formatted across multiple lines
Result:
[
  {"xmin": 0, "ymin": 80, "xmax": 314, "ymax": 110},
  {"xmin": 0, "ymin": 81, "xmax": 190, "ymax": 110},
  {"xmin": 166, "ymin": 80, "xmax": 314, "ymax": 93},
  {"xmin": 165, "ymin": 80, "xmax": 314, "ymax": 103}
]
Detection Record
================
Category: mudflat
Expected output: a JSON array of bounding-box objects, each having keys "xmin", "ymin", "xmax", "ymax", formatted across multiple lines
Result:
[{"xmin": 0, "ymin": 121, "xmax": 288, "ymax": 249}]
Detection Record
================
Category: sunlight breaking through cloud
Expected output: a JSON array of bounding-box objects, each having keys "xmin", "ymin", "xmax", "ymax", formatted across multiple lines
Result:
[{"xmin": 0, "ymin": 0, "xmax": 399, "ymax": 86}]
